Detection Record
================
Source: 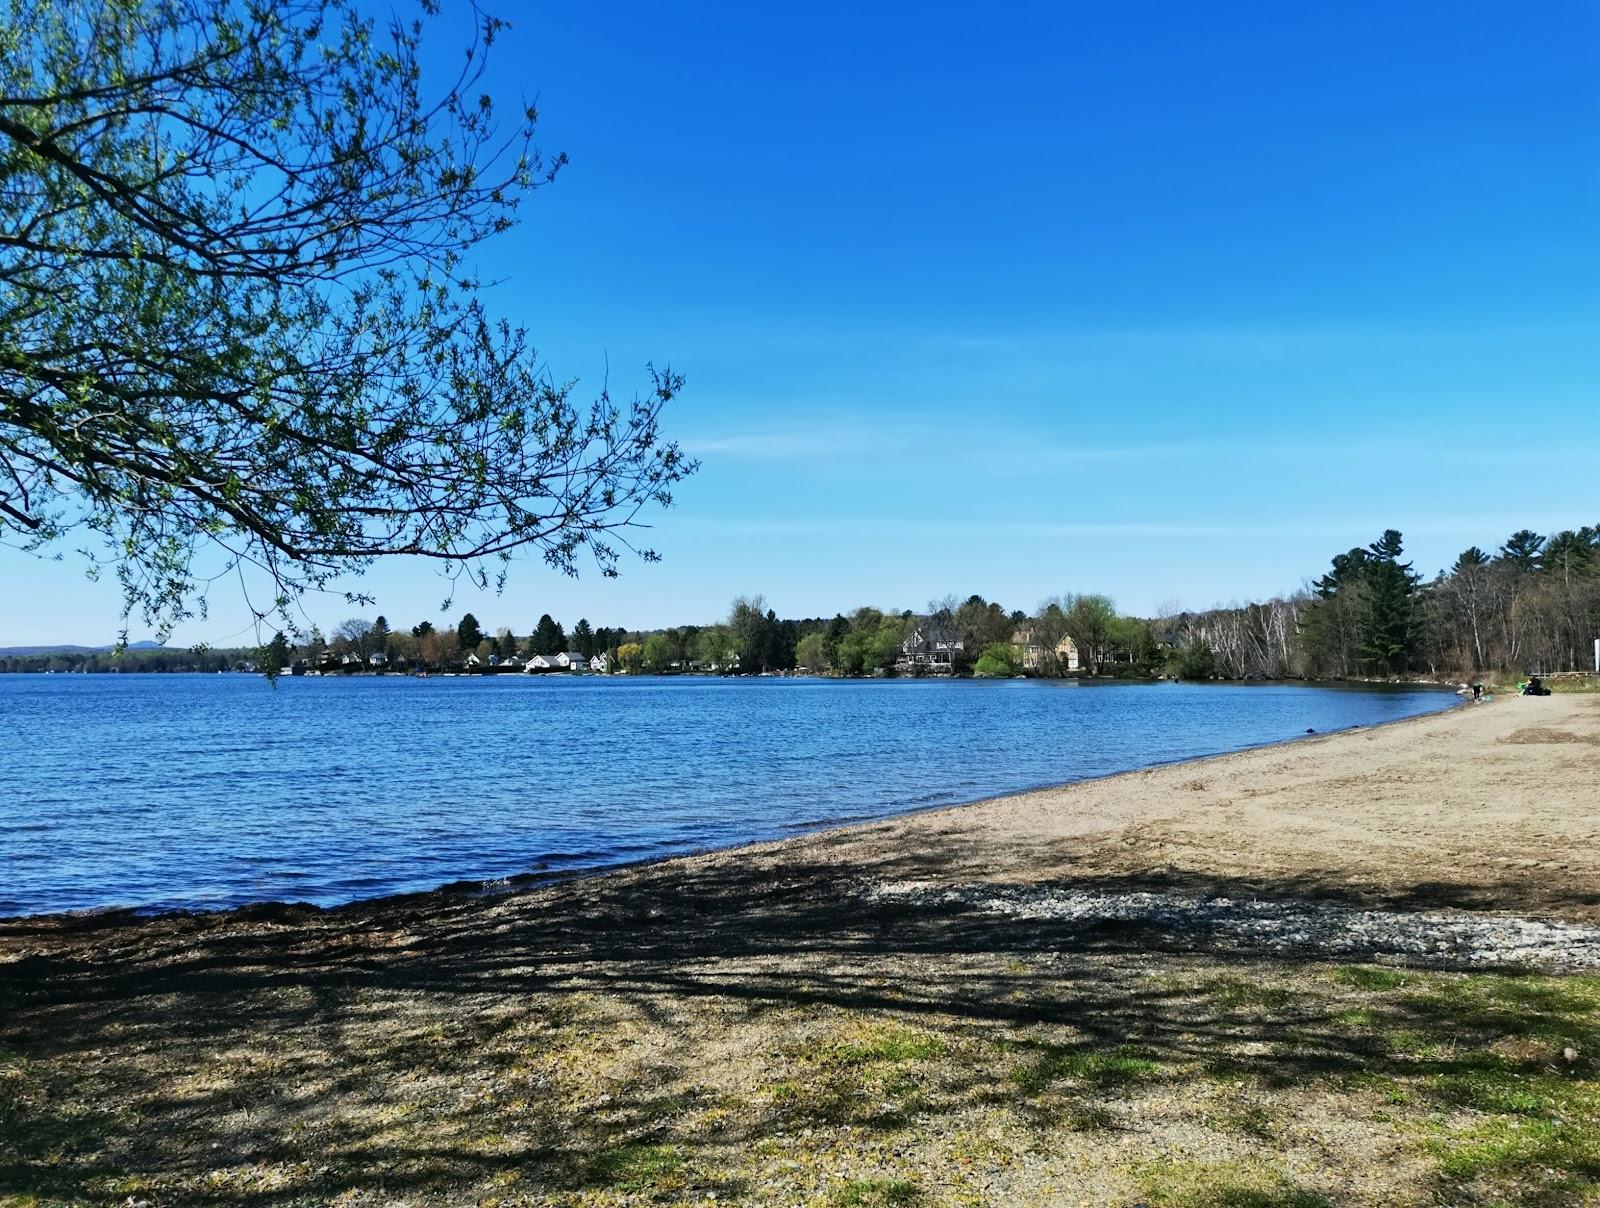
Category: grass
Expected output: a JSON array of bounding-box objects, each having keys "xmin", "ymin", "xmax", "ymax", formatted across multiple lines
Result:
[
  {"xmin": 1008, "ymin": 1042, "xmax": 1161, "ymax": 1095},
  {"xmin": 1329, "ymin": 965, "xmax": 1413, "ymax": 992},
  {"xmin": 829, "ymin": 1177, "xmax": 925, "ymax": 1206},
  {"xmin": 1198, "ymin": 974, "xmax": 1300, "ymax": 1012},
  {"xmin": 569, "ymin": 1143, "xmax": 686, "ymax": 1194},
  {"xmin": 1135, "ymin": 1158, "xmax": 1334, "ymax": 1208},
  {"xmin": 5, "ymin": 945, "xmax": 1600, "ymax": 1207}
]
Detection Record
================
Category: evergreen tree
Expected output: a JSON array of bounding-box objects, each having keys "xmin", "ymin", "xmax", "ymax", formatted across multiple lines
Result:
[
  {"xmin": 457, "ymin": 613, "xmax": 484, "ymax": 651},
  {"xmin": 266, "ymin": 631, "xmax": 291, "ymax": 670},
  {"xmin": 1497, "ymin": 530, "xmax": 1545, "ymax": 574},
  {"xmin": 533, "ymin": 613, "xmax": 563, "ymax": 655},
  {"xmin": 574, "ymin": 619, "xmax": 595, "ymax": 658},
  {"xmin": 371, "ymin": 616, "xmax": 391, "ymax": 649},
  {"xmin": 1359, "ymin": 530, "xmax": 1420, "ymax": 675},
  {"xmin": 1543, "ymin": 529, "xmax": 1597, "ymax": 580},
  {"xmin": 411, "ymin": 620, "xmax": 434, "ymax": 639}
]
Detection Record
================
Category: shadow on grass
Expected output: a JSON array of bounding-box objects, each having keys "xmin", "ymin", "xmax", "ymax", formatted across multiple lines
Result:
[{"xmin": 2, "ymin": 852, "xmax": 1598, "ymax": 1205}]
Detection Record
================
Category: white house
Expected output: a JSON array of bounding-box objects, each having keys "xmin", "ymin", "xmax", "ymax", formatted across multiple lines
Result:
[
  {"xmin": 897, "ymin": 629, "xmax": 962, "ymax": 673},
  {"xmin": 368, "ymin": 651, "xmax": 388, "ymax": 667},
  {"xmin": 527, "ymin": 652, "xmax": 585, "ymax": 671},
  {"xmin": 588, "ymin": 652, "xmax": 610, "ymax": 673}
]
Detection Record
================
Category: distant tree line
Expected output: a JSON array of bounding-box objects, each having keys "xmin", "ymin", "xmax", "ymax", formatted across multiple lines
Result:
[
  {"xmin": 1161, "ymin": 525, "xmax": 1600, "ymax": 679},
  {"xmin": 0, "ymin": 647, "xmax": 261, "ymax": 675},
  {"xmin": 8, "ymin": 522, "xmax": 1595, "ymax": 680}
]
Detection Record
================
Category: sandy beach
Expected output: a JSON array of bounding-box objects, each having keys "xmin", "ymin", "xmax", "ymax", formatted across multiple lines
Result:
[{"xmin": 3, "ymin": 691, "xmax": 1598, "ymax": 1206}]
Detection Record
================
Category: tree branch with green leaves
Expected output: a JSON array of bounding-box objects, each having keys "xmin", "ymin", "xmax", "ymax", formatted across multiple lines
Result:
[{"xmin": 0, "ymin": 0, "xmax": 695, "ymax": 642}]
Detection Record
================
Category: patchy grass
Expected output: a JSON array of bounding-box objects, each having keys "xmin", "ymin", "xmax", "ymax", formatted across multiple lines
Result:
[
  {"xmin": 4, "ymin": 928, "xmax": 1599, "ymax": 1207},
  {"xmin": 821, "ymin": 1023, "xmax": 947, "ymax": 1067},
  {"xmin": 828, "ymin": 1177, "xmax": 926, "ymax": 1206},
  {"xmin": 1135, "ymin": 1157, "xmax": 1334, "ymax": 1207},
  {"xmin": 1198, "ymin": 974, "xmax": 1299, "ymax": 1012},
  {"xmin": 1330, "ymin": 965, "xmax": 1413, "ymax": 992},
  {"xmin": 568, "ymin": 1142, "xmax": 687, "ymax": 1194},
  {"xmin": 1008, "ymin": 1042, "xmax": 1162, "ymax": 1096}
]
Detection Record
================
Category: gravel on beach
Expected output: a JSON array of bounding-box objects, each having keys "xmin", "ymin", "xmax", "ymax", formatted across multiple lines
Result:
[{"xmin": 866, "ymin": 879, "xmax": 1600, "ymax": 968}]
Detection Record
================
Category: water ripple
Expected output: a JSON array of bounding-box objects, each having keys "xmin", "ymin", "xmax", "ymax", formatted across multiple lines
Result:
[{"xmin": 0, "ymin": 675, "xmax": 1453, "ymax": 915}]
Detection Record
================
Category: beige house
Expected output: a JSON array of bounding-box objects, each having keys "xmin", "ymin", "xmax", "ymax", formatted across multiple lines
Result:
[{"xmin": 1013, "ymin": 629, "xmax": 1080, "ymax": 672}]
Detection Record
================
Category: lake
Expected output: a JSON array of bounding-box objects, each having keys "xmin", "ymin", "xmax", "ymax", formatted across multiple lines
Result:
[{"xmin": 0, "ymin": 674, "xmax": 1455, "ymax": 916}]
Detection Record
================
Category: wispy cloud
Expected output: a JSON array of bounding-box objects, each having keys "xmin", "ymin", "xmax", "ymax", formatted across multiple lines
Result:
[
  {"xmin": 675, "ymin": 514, "xmax": 1594, "ymax": 542},
  {"xmin": 680, "ymin": 419, "xmax": 938, "ymax": 460}
]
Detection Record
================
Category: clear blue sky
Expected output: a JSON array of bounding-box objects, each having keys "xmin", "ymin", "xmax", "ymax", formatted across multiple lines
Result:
[{"xmin": 4, "ymin": 1, "xmax": 1598, "ymax": 645}]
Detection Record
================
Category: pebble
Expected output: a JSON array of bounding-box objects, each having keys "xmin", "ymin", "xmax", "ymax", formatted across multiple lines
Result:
[{"xmin": 865, "ymin": 880, "xmax": 1600, "ymax": 968}]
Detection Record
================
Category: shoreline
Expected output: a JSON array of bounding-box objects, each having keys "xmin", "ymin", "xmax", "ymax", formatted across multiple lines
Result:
[{"xmin": 1, "ymin": 691, "xmax": 1462, "ymax": 929}]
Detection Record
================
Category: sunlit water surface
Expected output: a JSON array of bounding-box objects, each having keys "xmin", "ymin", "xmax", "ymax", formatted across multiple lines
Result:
[{"xmin": 0, "ymin": 674, "xmax": 1454, "ymax": 915}]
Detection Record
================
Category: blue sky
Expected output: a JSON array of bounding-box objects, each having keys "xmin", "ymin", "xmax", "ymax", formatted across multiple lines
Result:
[{"xmin": 4, "ymin": 1, "xmax": 1598, "ymax": 644}]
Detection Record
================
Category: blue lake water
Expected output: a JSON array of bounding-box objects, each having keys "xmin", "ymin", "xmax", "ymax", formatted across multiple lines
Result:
[{"xmin": 0, "ymin": 674, "xmax": 1455, "ymax": 916}]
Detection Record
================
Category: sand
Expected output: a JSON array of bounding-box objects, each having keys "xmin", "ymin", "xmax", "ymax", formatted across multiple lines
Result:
[{"xmin": 652, "ymin": 689, "xmax": 1600, "ymax": 923}]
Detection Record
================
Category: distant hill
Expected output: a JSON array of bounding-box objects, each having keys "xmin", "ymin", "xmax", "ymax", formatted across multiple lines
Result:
[{"xmin": 0, "ymin": 640, "xmax": 166, "ymax": 656}]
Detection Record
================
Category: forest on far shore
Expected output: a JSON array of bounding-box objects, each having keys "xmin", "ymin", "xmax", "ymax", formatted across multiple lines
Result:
[{"xmin": 4, "ymin": 525, "xmax": 1597, "ymax": 682}]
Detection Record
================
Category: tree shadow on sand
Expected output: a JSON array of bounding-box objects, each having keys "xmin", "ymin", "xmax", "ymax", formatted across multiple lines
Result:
[{"xmin": 3, "ymin": 854, "xmax": 1599, "ymax": 1205}]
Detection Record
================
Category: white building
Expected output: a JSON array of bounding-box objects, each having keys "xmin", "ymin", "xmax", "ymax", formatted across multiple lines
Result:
[
  {"xmin": 527, "ymin": 651, "xmax": 586, "ymax": 671},
  {"xmin": 897, "ymin": 629, "xmax": 962, "ymax": 673}
]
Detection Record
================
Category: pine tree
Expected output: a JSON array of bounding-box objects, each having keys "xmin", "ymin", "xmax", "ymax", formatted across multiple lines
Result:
[
  {"xmin": 574, "ymin": 619, "xmax": 595, "ymax": 658},
  {"xmin": 457, "ymin": 613, "xmax": 484, "ymax": 651},
  {"xmin": 533, "ymin": 613, "xmax": 562, "ymax": 655},
  {"xmin": 1497, "ymin": 530, "xmax": 1545, "ymax": 574},
  {"xmin": 266, "ymin": 631, "xmax": 291, "ymax": 670},
  {"xmin": 1358, "ymin": 530, "xmax": 1420, "ymax": 676}
]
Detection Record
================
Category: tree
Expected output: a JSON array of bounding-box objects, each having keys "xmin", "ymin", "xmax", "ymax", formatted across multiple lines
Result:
[
  {"xmin": 795, "ymin": 631, "xmax": 828, "ymax": 672},
  {"xmin": 972, "ymin": 642, "xmax": 1019, "ymax": 677},
  {"xmin": 457, "ymin": 613, "xmax": 484, "ymax": 653},
  {"xmin": 833, "ymin": 607, "xmax": 903, "ymax": 676},
  {"xmin": 1359, "ymin": 530, "xmax": 1419, "ymax": 676},
  {"xmin": 1498, "ymin": 530, "xmax": 1545, "ymax": 575},
  {"xmin": 573, "ymin": 618, "xmax": 595, "ymax": 658},
  {"xmin": 617, "ymin": 641, "xmax": 643, "ymax": 674},
  {"xmin": 642, "ymin": 632, "xmax": 674, "ymax": 673},
  {"xmin": 411, "ymin": 620, "xmax": 435, "ymax": 639},
  {"xmin": 1028, "ymin": 600, "xmax": 1073, "ymax": 676},
  {"xmin": 695, "ymin": 624, "xmax": 733, "ymax": 669},
  {"xmin": 1167, "ymin": 639, "xmax": 1215, "ymax": 680},
  {"xmin": 420, "ymin": 626, "xmax": 458, "ymax": 670},
  {"xmin": 1300, "ymin": 547, "xmax": 1371, "ymax": 677},
  {"xmin": 0, "ymin": 0, "xmax": 695, "ymax": 642},
  {"xmin": 1107, "ymin": 615, "xmax": 1159, "ymax": 673},
  {"xmin": 334, "ymin": 617, "xmax": 374, "ymax": 661},
  {"xmin": 1059, "ymin": 594, "xmax": 1117, "ymax": 675},
  {"xmin": 266, "ymin": 631, "xmax": 291, "ymax": 671},
  {"xmin": 728, "ymin": 595, "xmax": 771, "ymax": 673},
  {"xmin": 371, "ymin": 615, "xmax": 391, "ymax": 651},
  {"xmin": 385, "ymin": 629, "xmax": 418, "ymax": 668},
  {"xmin": 531, "ymin": 613, "xmax": 564, "ymax": 655},
  {"xmin": 955, "ymin": 594, "xmax": 1011, "ymax": 665}
]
